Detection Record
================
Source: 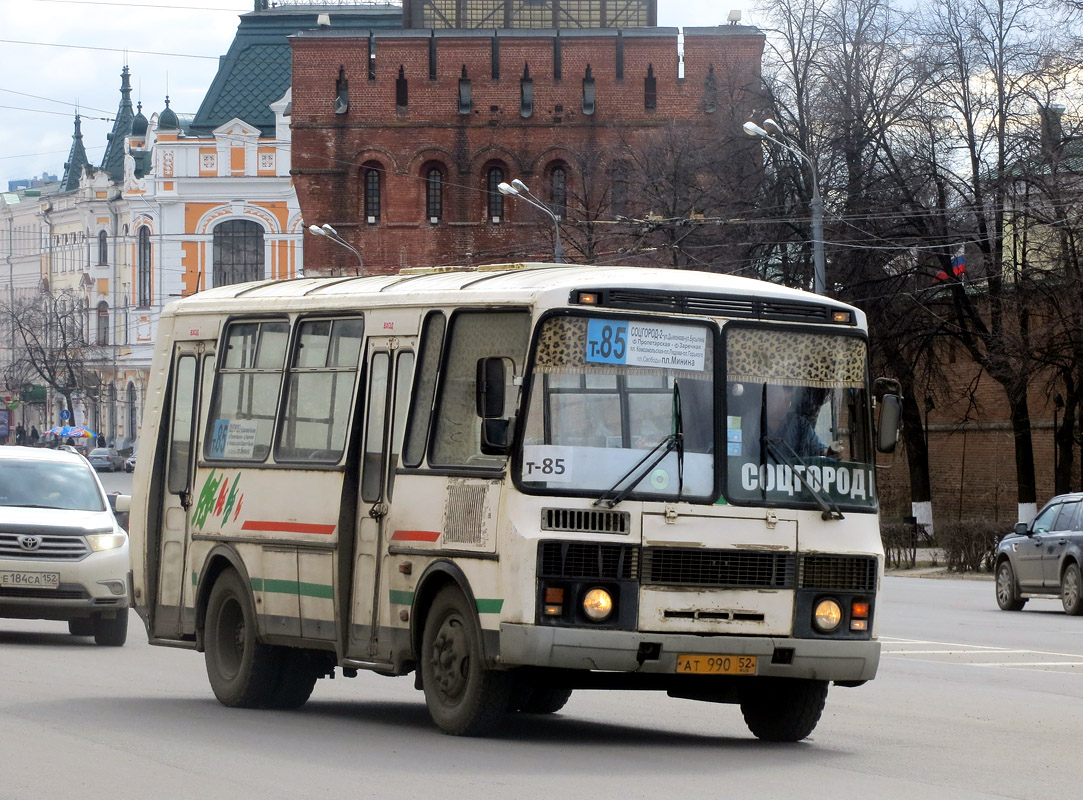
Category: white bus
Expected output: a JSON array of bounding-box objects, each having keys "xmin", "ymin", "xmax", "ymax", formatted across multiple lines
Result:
[{"xmin": 129, "ymin": 263, "xmax": 900, "ymax": 740}]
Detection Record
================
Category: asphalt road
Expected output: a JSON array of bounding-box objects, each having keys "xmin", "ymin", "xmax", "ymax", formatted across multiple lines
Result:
[{"xmin": 1, "ymin": 478, "xmax": 1077, "ymax": 799}]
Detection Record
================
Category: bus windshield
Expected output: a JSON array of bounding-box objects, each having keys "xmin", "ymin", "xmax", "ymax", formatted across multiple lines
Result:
[
  {"xmin": 520, "ymin": 314, "xmax": 716, "ymax": 502},
  {"xmin": 724, "ymin": 325, "xmax": 875, "ymax": 511}
]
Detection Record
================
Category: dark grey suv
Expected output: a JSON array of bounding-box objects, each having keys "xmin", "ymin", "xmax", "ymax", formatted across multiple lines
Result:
[{"xmin": 995, "ymin": 493, "xmax": 1083, "ymax": 614}]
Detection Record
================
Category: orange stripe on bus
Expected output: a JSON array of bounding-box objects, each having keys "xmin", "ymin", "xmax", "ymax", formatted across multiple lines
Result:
[
  {"xmin": 241, "ymin": 520, "xmax": 337, "ymax": 535},
  {"xmin": 391, "ymin": 530, "xmax": 442, "ymax": 542}
]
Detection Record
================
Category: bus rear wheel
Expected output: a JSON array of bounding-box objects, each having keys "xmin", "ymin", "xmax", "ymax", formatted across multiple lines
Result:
[
  {"xmin": 739, "ymin": 678, "xmax": 829, "ymax": 742},
  {"xmin": 421, "ymin": 586, "xmax": 511, "ymax": 736},
  {"xmin": 267, "ymin": 650, "xmax": 322, "ymax": 710},
  {"xmin": 204, "ymin": 569, "xmax": 281, "ymax": 708}
]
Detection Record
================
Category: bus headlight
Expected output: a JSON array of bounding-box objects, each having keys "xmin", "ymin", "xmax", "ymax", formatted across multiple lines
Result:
[
  {"xmin": 813, "ymin": 598, "xmax": 843, "ymax": 632},
  {"xmin": 582, "ymin": 588, "xmax": 614, "ymax": 622}
]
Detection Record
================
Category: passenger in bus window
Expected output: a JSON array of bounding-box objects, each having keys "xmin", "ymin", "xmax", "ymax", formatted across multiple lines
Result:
[{"xmin": 765, "ymin": 384, "xmax": 838, "ymax": 459}]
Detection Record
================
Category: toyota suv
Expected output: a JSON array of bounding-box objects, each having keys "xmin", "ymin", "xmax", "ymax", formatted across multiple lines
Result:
[{"xmin": 0, "ymin": 446, "xmax": 131, "ymax": 645}]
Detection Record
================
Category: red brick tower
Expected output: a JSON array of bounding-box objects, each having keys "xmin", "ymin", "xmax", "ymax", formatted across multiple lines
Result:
[{"xmin": 290, "ymin": 3, "xmax": 764, "ymax": 274}]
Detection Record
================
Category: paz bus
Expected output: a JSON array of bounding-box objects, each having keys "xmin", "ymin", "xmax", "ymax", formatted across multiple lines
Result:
[{"xmin": 129, "ymin": 263, "xmax": 900, "ymax": 740}]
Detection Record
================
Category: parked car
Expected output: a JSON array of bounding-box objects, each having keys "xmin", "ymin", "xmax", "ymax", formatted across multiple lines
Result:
[
  {"xmin": 88, "ymin": 447, "xmax": 124, "ymax": 472},
  {"xmin": 0, "ymin": 446, "xmax": 130, "ymax": 645},
  {"xmin": 124, "ymin": 452, "xmax": 136, "ymax": 473},
  {"xmin": 995, "ymin": 492, "xmax": 1083, "ymax": 614}
]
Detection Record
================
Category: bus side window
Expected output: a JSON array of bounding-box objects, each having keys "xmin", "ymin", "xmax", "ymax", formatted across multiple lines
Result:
[
  {"xmin": 205, "ymin": 320, "xmax": 288, "ymax": 463},
  {"xmin": 276, "ymin": 316, "xmax": 365, "ymax": 463},
  {"xmin": 403, "ymin": 312, "xmax": 445, "ymax": 468},
  {"xmin": 431, "ymin": 310, "xmax": 530, "ymax": 467}
]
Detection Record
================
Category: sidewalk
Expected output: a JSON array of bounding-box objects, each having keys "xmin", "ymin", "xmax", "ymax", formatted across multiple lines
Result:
[{"xmin": 885, "ymin": 547, "xmax": 994, "ymax": 580}]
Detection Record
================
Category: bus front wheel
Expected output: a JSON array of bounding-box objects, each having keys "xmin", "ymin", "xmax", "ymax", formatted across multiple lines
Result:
[
  {"xmin": 739, "ymin": 678, "xmax": 829, "ymax": 742},
  {"xmin": 204, "ymin": 569, "xmax": 280, "ymax": 708},
  {"xmin": 421, "ymin": 586, "xmax": 511, "ymax": 736}
]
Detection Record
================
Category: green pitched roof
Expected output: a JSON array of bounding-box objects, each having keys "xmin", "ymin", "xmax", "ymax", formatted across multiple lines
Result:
[
  {"xmin": 190, "ymin": 5, "xmax": 403, "ymax": 138},
  {"xmin": 100, "ymin": 66, "xmax": 135, "ymax": 182},
  {"xmin": 62, "ymin": 114, "xmax": 89, "ymax": 192}
]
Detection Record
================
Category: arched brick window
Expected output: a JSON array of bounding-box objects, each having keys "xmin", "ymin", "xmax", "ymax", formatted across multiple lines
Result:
[
  {"xmin": 548, "ymin": 163, "xmax": 568, "ymax": 220},
  {"xmin": 425, "ymin": 164, "xmax": 445, "ymax": 223},
  {"xmin": 363, "ymin": 162, "xmax": 382, "ymax": 223},
  {"xmin": 487, "ymin": 165, "xmax": 505, "ymax": 222},
  {"xmin": 609, "ymin": 159, "xmax": 632, "ymax": 217}
]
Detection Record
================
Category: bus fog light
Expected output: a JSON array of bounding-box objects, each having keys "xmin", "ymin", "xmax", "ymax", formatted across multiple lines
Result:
[
  {"xmin": 582, "ymin": 588, "xmax": 613, "ymax": 622},
  {"xmin": 813, "ymin": 599, "xmax": 842, "ymax": 632},
  {"xmin": 850, "ymin": 619, "xmax": 868, "ymax": 631}
]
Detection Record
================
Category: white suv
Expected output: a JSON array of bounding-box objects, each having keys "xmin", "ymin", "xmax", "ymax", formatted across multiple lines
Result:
[{"xmin": 0, "ymin": 446, "xmax": 131, "ymax": 645}]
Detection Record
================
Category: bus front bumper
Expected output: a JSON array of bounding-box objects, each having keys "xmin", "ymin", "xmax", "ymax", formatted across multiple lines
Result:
[{"xmin": 497, "ymin": 623, "xmax": 880, "ymax": 683}]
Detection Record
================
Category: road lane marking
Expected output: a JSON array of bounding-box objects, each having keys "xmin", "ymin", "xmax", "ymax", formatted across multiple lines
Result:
[{"xmin": 879, "ymin": 636, "xmax": 1083, "ymax": 673}]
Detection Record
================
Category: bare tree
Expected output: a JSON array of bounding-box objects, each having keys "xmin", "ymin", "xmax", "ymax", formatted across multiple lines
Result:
[{"xmin": 2, "ymin": 289, "xmax": 100, "ymax": 425}]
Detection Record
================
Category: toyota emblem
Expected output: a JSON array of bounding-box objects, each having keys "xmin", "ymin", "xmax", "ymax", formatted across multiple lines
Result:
[{"xmin": 18, "ymin": 535, "xmax": 41, "ymax": 552}]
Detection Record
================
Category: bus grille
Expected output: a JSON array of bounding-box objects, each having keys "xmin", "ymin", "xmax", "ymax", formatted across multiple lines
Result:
[
  {"xmin": 539, "ymin": 542, "xmax": 638, "ymax": 580},
  {"xmin": 799, "ymin": 555, "xmax": 878, "ymax": 591},
  {"xmin": 541, "ymin": 508, "xmax": 630, "ymax": 535},
  {"xmin": 602, "ymin": 289, "xmax": 834, "ymax": 323},
  {"xmin": 0, "ymin": 532, "xmax": 89, "ymax": 560},
  {"xmin": 443, "ymin": 484, "xmax": 489, "ymax": 546},
  {"xmin": 641, "ymin": 547, "xmax": 796, "ymax": 589}
]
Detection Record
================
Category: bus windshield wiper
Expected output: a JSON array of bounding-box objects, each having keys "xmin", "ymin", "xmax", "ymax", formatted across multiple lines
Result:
[
  {"xmin": 764, "ymin": 438, "xmax": 844, "ymax": 521},
  {"xmin": 594, "ymin": 382, "xmax": 684, "ymax": 509}
]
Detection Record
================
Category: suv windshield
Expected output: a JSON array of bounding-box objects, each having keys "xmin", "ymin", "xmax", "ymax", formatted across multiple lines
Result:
[
  {"xmin": 724, "ymin": 325, "xmax": 875, "ymax": 511},
  {"xmin": 519, "ymin": 314, "xmax": 715, "ymax": 502},
  {"xmin": 0, "ymin": 460, "xmax": 105, "ymax": 511}
]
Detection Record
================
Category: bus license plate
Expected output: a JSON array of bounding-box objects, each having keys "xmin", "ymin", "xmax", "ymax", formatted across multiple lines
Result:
[
  {"xmin": 675, "ymin": 654, "xmax": 757, "ymax": 675},
  {"xmin": 0, "ymin": 570, "xmax": 60, "ymax": 590}
]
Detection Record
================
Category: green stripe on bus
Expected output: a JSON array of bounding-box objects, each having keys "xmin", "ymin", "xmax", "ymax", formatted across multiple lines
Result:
[
  {"xmin": 250, "ymin": 577, "xmax": 334, "ymax": 600},
  {"xmin": 388, "ymin": 590, "xmax": 502, "ymax": 614}
]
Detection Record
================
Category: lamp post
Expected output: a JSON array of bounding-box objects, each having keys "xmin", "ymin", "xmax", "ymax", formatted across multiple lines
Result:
[
  {"xmin": 497, "ymin": 179, "xmax": 565, "ymax": 263},
  {"xmin": 308, "ymin": 223, "xmax": 363, "ymax": 276},
  {"xmin": 743, "ymin": 119, "xmax": 825, "ymax": 295}
]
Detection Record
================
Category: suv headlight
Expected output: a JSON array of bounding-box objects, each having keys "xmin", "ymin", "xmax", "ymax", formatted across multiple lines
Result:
[{"xmin": 86, "ymin": 531, "xmax": 127, "ymax": 551}]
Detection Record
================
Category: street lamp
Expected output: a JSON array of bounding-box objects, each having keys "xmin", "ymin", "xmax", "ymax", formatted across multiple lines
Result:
[
  {"xmin": 743, "ymin": 119, "xmax": 825, "ymax": 295},
  {"xmin": 497, "ymin": 179, "xmax": 566, "ymax": 263},
  {"xmin": 308, "ymin": 223, "xmax": 363, "ymax": 276}
]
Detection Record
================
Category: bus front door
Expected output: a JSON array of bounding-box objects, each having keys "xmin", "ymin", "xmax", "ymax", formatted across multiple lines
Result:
[
  {"xmin": 152, "ymin": 344, "xmax": 213, "ymax": 639},
  {"xmin": 349, "ymin": 339, "xmax": 414, "ymax": 662}
]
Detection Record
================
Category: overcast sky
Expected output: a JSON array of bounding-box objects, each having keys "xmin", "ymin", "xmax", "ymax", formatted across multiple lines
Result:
[{"xmin": 0, "ymin": 0, "xmax": 744, "ymax": 191}]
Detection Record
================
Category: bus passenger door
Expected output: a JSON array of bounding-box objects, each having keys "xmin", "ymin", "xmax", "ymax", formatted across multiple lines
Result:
[
  {"xmin": 153, "ymin": 344, "xmax": 212, "ymax": 639},
  {"xmin": 349, "ymin": 339, "xmax": 414, "ymax": 661}
]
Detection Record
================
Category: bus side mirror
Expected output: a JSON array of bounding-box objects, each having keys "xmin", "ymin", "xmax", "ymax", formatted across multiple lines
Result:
[
  {"xmin": 476, "ymin": 357, "xmax": 506, "ymax": 418},
  {"xmin": 480, "ymin": 417, "xmax": 514, "ymax": 455},
  {"xmin": 876, "ymin": 393, "xmax": 902, "ymax": 454}
]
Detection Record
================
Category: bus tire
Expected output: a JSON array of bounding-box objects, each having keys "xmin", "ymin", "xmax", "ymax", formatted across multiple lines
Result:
[
  {"xmin": 519, "ymin": 685, "xmax": 573, "ymax": 715},
  {"xmin": 204, "ymin": 569, "xmax": 281, "ymax": 708},
  {"xmin": 267, "ymin": 649, "xmax": 320, "ymax": 710},
  {"xmin": 92, "ymin": 612, "xmax": 128, "ymax": 647},
  {"xmin": 739, "ymin": 678, "xmax": 828, "ymax": 742},
  {"xmin": 421, "ymin": 585, "xmax": 511, "ymax": 736}
]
